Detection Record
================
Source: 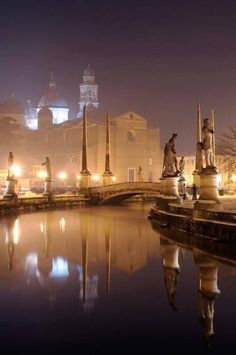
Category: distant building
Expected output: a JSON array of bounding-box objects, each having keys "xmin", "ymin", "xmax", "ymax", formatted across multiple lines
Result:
[
  {"xmin": 0, "ymin": 92, "xmax": 27, "ymax": 126},
  {"xmin": 0, "ymin": 66, "xmax": 162, "ymax": 185}
]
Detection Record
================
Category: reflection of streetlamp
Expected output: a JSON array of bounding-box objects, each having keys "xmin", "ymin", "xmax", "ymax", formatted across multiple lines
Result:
[
  {"xmin": 112, "ymin": 176, "xmax": 116, "ymax": 183},
  {"xmin": 232, "ymin": 174, "xmax": 236, "ymax": 184},
  {"xmin": 57, "ymin": 171, "xmax": 68, "ymax": 187}
]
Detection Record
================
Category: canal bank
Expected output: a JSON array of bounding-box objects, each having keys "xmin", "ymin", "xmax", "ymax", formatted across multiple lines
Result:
[{"xmin": 149, "ymin": 198, "xmax": 236, "ymax": 241}]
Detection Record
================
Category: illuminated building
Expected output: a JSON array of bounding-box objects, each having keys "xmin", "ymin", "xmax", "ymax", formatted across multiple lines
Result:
[{"xmin": 77, "ymin": 64, "xmax": 99, "ymax": 118}]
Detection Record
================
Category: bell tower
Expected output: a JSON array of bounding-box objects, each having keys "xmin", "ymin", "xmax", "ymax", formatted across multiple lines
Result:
[{"xmin": 77, "ymin": 65, "xmax": 99, "ymax": 118}]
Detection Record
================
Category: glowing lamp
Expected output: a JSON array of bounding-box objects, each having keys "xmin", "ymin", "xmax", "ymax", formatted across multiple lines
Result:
[
  {"xmin": 57, "ymin": 171, "xmax": 68, "ymax": 180},
  {"xmin": 92, "ymin": 174, "xmax": 100, "ymax": 182},
  {"xmin": 37, "ymin": 170, "xmax": 48, "ymax": 179},
  {"xmin": 10, "ymin": 164, "xmax": 22, "ymax": 177}
]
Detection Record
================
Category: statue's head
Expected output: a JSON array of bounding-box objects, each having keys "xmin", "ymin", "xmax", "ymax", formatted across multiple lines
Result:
[
  {"xmin": 203, "ymin": 118, "xmax": 210, "ymax": 125},
  {"xmin": 46, "ymin": 156, "xmax": 49, "ymax": 161},
  {"xmin": 172, "ymin": 133, "xmax": 178, "ymax": 139}
]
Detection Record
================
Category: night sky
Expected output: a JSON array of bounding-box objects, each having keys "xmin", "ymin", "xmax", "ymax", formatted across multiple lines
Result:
[{"xmin": 1, "ymin": 0, "xmax": 236, "ymax": 152}]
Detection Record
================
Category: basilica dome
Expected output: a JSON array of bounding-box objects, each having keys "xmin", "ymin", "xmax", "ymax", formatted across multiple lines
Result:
[
  {"xmin": 38, "ymin": 106, "xmax": 53, "ymax": 129},
  {"xmin": 38, "ymin": 76, "xmax": 68, "ymax": 109}
]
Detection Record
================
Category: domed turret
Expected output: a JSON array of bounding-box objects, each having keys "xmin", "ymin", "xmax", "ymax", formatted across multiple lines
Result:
[
  {"xmin": 0, "ymin": 93, "xmax": 27, "ymax": 126},
  {"xmin": 83, "ymin": 64, "xmax": 95, "ymax": 83},
  {"xmin": 38, "ymin": 106, "xmax": 53, "ymax": 129},
  {"xmin": 78, "ymin": 65, "xmax": 99, "ymax": 118}
]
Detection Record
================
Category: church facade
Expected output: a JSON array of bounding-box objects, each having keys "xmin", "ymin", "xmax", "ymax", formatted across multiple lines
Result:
[{"xmin": 0, "ymin": 66, "xmax": 162, "ymax": 186}]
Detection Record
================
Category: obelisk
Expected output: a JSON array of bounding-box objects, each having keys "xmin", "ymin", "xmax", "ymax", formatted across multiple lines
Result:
[
  {"xmin": 103, "ymin": 113, "xmax": 114, "ymax": 185},
  {"xmin": 79, "ymin": 106, "xmax": 91, "ymax": 190}
]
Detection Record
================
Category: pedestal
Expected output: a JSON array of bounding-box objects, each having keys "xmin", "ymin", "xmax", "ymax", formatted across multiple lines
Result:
[
  {"xmin": 3, "ymin": 178, "xmax": 18, "ymax": 202},
  {"xmin": 103, "ymin": 173, "xmax": 113, "ymax": 186},
  {"xmin": 43, "ymin": 179, "xmax": 54, "ymax": 200},
  {"xmin": 163, "ymin": 176, "xmax": 180, "ymax": 197},
  {"xmin": 198, "ymin": 172, "xmax": 220, "ymax": 202},
  {"xmin": 192, "ymin": 171, "xmax": 200, "ymax": 186},
  {"xmin": 80, "ymin": 173, "xmax": 91, "ymax": 190}
]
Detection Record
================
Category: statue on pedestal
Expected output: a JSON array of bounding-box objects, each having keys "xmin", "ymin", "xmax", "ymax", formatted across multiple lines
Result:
[
  {"xmin": 137, "ymin": 166, "xmax": 144, "ymax": 182},
  {"xmin": 162, "ymin": 133, "xmax": 180, "ymax": 177},
  {"xmin": 202, "ymin": 118, "xmax": 216, "ymax": 170},
  {"xmin": 42, "ymin": 157, "xmax": 52, "ymax": 180},
  {"xmin": 7, "ymin": 152, "xmax": 14, "ymax": 179}
]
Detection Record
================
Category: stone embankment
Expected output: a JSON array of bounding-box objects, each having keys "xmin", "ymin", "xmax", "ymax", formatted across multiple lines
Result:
[
  {"xmin": 149, "ymin": 198, "xmax": 236, "ymax": 241},
  {"xmin": 0, "ymin": 195, "xmax": 89, "ymax": 215}
]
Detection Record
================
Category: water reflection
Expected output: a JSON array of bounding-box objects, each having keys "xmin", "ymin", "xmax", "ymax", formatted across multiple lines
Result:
[
  {"xmin": 0, "ymin": 206, "xmax": 235, "ymax": 352},
  {"xmin": 160, "ymin": 237, "xmax": 180, "ymax": 310},
  {"xmin": 194, "ymin": 249, "xmax": 221, "ymax": 347}
]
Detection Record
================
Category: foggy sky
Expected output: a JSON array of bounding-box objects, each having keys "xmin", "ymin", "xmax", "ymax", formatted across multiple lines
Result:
[{"xmin": 1, "ymin": 0, "xmax": 236, "ymax": 152}]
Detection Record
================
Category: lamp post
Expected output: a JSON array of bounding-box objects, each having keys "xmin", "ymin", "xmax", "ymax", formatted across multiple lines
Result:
[{"xmin": 57, "ymin": 171, "xmax": 68, "ymax": 190}]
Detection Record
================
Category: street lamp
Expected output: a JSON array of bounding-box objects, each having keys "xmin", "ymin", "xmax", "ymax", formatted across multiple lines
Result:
[
  {"xmin": 57, "ymin": 171, "xmax": 68, "ymax": 188},
  {"xmin": 92, "ymin": 174, "xmax": 100, "ymax": 186},
  {"xmin": 10, "ymin": 164, "xmax": 22, "ymax": 177}
]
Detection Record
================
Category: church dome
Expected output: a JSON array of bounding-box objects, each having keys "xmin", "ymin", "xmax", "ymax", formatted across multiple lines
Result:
[
  {"xmin": 38, "ymin": 75, "xmax": 68, "ymax": 108},
  {"xmin": 0, "ymin": 93, "xmax": 26, "ymax": 115},
  {"xmin": 38, "ymin": 106, "xmax": 53, "ymax": 129}
]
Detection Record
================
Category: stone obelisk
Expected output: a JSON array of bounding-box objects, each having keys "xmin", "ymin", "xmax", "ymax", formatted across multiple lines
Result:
[
  {"xmin": 103, "ymin": 113, "xmax": 114, "ymax": 185},
  {"xmin": 192, "ymin": 104, "xmax": 202, "ymax": 185},
  {"xmin": 210, "ymin": 109, "xmax": 215, "ymax": 166},
  {"xmin": 79, "ymin": 106, "xmax": 91, "ymax": 190}
]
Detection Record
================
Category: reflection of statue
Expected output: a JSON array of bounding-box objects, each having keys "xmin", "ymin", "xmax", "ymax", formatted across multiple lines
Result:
[
  {"xmin": 42, "ymin": 157, "xmax": 51, "ymax": 179},
  {"xmin": 7, "ymin": 152, "xmax": 14, "ymax": 179},
  {"xmin": 202, "ymin": 118, "xmax": 214, "ymax": 168},
  {"xmin": 162, "ymin": 134, "xmax": 179, "ymax": 177},
  {"xmin": 160, "ymin": 237, "xmax": 180, "ymax": 310},
  {"xmin": 137, "ymin": 166, "xmax": 144, "ymax": 182}
]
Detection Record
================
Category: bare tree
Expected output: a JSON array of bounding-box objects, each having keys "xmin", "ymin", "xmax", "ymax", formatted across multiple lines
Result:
[{"xmin": 217, "ymin": 125, "xmax": 236, "ymax": 173}]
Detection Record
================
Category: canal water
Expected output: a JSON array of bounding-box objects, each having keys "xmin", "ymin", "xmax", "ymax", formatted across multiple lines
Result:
[{"xmin": 0, "ymin": 203, "xmax": 235, "ymax": 354}]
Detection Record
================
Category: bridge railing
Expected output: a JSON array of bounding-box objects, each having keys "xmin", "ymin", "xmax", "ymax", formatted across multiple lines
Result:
[{"xmin": 89, "ymin": 181, "xmax": 160, "ymax": 194}]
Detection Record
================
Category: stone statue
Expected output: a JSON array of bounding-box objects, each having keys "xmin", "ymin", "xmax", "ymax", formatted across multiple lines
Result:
[
  {"xmin": 42, "ymin": 157, "xmax": 52, "ymax": 179},
  {"xmin": 162, "ymin": 133, "xmax": 179, "ymax": 177},
  {"xmin": 178, "ymin": 156, "xmax": 185, "ymax": 176},
  {"xmin": 202, "ymin": 118, "xmax": 215, "ymax": 168},
  {"xmin": 137, "ymin": 166, "xmax": 144, "ymax": 182},
  {"xmin": 7, "ymin": 152, "xmax": 14, "ymax": 179}
]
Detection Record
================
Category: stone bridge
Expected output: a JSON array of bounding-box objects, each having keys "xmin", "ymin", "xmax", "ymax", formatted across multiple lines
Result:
[{"xmin": 89, "ymin": 182, "xmax": 160, "ymax": 204}]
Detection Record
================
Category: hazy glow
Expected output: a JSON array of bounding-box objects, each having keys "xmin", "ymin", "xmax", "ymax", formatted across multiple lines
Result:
[
  {"xmin": 37, "ymin": 170, "xmax": 48, "ymax": 179},
  {"xmin": 57, "ymin": 171, "xmax": 68, "ymax": 180},
  {"xmin": 40, "ymin": 222, "xmax": 44, "ymax": 233},
  {"xmin": 59, "ymin": 217, "xmax": 66, "ymax": 233},
  {"xmin": 13, "ymin": 218, "xmax": 20, "ymax": 244},
  {"xmin": 232, "ymin": 174, "xmax": 236, "ymax": 184},
  {"xmin": 10, "ymin": 164, "xmax": 22, "ymax": 177},
  {"xmin": 49, "ymin": 257, "xmax": 69, "ymax": 278},
  {"xmin": 77, "ymin": 175, "xmax": 81, "ymax": 180},
  {"xmin": 92, "ymin": 174, "xmax": 100, "ymax": 182},
  {"xmin": 112, "ymin": 176, "xmax": 117, "ymax": 182}
]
